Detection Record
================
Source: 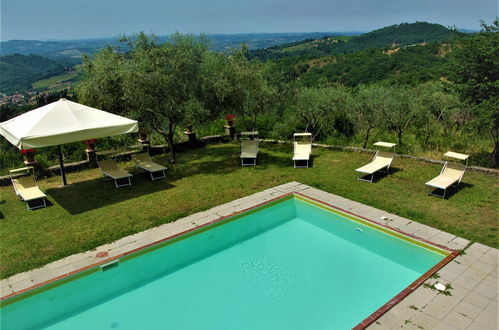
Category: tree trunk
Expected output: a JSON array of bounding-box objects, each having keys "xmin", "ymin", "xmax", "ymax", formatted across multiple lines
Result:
[
  {"xmin": 492, "ymin": 138, "xmax": 499, "ymax": 168},
  {"xmin": 398, "ymin": 130, "xmax": 403, "ymax": 145},
  {"xmin": 167, "ymin": 121, "xmax": 176, "ymax": 164},
  {"xmin": 424, "ymin": 131, "xmax": 431, "ymax": 150},
  {"xmin": 362, "ymin": 127, "xmax": 371, "ymax": 149},
  {"xmin": 251, "ymin": 112, "xmax": 257, "ymax": 131}
]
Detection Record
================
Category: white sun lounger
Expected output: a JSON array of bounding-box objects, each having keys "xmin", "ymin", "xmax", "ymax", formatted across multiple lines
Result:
[
  {"xmin": 293, "ymin": 133, "xmax": 312, "ymax": 168},
  {"xmin": 355, "ymin": 142, "xmax": 396, "ymax": 182},
  {"xmin": 426, "ymin": 152, "xmax": 469, "ymax": 198},
  {"xmin": 240, "ymin": 131, "xmax": 259, "ymax": 166},
  {"xmin": 98, "ymin": 159, "xmax": 133, "ymax": 188},
  {"xmin": 134, "ymin": 153, "xmax": 167, "ymax": 180},
  {"xmin": 11, "ymin": 175, "xmax": 47, "ymax": 210}
]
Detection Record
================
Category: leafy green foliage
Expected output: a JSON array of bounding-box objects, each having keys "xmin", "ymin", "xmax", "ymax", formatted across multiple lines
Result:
[{"xmin": 449, "ymin": 19, "xmax": 499, "ymax": 165}]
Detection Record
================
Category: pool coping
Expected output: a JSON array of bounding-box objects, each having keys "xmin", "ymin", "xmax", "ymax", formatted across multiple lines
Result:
[{"xmin": 1, "ymin": 182, "xmax": 497, "ymax": 329}]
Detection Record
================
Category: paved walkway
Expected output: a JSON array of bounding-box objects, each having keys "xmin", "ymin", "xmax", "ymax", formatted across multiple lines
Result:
[{"xmin": 1, "ymin": 182, "xmax": 497, "ymax": 329}]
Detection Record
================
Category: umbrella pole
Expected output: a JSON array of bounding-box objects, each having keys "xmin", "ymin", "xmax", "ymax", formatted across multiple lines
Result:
[{"xmin": 57, "ymin": 145, "xmax": 67, "ymax": 185}]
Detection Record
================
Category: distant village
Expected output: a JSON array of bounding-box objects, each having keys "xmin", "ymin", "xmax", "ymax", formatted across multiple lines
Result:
[
  {"xmin": 0, "ymin": 92, "xmax": 38, "ymax": 106},
  {"xmin": 0, "ymin": 88, "xmax": 72, "ymax": 107}
]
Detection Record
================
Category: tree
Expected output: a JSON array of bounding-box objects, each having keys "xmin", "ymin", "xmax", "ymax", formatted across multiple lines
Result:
[
  {"xmin": 77, "ymin": 46, "xmax": 127, "ymax": 115},
  {"xmin": 414, "ymin": 82, "xmax": 460, "ymax": 149},
  {"xmin": 381, "ymin": 85, "xmax": 418, "ymax": 145},
  {"xmin": 352, "ymin": 84, "xmax": 387, "ymax": 148},
  {"xmin": 78, "ymin": 32, "xmax": 210, "ymax": 163},
  {"xmin": 202, "ymin": 49, "xmax": 278, "ymax": 131},
  {"xmin": 295, "ymin": 86, "xmax": 352, "ymax": 140},
  {"xmin": 123, "ymin": 32, "xmax": 209, "ymax": 162},
  {"xmin": 449, "ymin": 19, "xmax": 499, "ymax": 165}
]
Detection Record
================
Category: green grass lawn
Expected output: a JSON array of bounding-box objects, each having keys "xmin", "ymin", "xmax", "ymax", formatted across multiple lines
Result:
[
  {"xmin": 1, "ymin": 143, "xmax": 497, "ymax": 278},
  {"xmin": 32, "ymin": 72, "xmax": 78, "ymax": 90}
]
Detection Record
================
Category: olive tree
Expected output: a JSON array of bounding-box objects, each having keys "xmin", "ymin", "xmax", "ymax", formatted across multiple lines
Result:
[
  {"xmin": 295, "ymin": 86, "xmax": 352, "ymax": 140},
  {"xmin": 122, "ymin": 33, "xmax": 209, "ymax": 162},
  {"xmin": 414, "ymin": 82, "xmax": 461, "ymax": 149},
  {"xmin": 351, "ymin": 84, "xmax": 388, "ymax": 148},
  {"xmin": 381, "ymin": 85, "xmax": 418, "ymax": 146},
  {"xmin": 202, "ymin": 49, "xmax": 278, "ymax": 131},
  {"xmin": 77, "ymin": 46, "xmax": 127, "ymax": 115},
  {"xmin": 78, "ymin": 32, "xmax": 210, "ymax": 163}
]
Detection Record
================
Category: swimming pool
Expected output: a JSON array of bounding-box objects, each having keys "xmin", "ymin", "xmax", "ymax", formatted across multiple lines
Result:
[{"xmin": 0, "ymin": 194, "xmax": 454, "ymax": 329}]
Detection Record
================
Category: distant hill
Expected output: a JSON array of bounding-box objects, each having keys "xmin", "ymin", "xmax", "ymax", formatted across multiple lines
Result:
[
  {"xmin": 0, "ymin": 54, "xmax": 67, "ymax": 94},
  {"xmin": 0, "ymin": 39, "xmax": 113, "ymax": 60},
  {"xmin": 0, "ymin": 32, "xmax": 361, "ymax": 59},
  {"xmin": 0, "ymin": 23, "xmax": 459, "ymax": 95},
  {"xmin": 249, "ymin": 22, "xmax": 457, "ymax": 61}
]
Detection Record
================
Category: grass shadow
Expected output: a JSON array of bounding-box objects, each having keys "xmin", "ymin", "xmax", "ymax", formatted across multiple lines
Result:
[
  {"xmin": 255, "ymin": 149, "xmax": 295, "ymax": 169},
  {"xmin": 171, "ymin": 143, "xmax": 293, "ymax": 177},
  {"xmin": 357, "ymin": 167, "xmax": 401, "ymax": 183},
  {"xmin": 373, "ymin": 167, "xmax": 402, "ymax": 182},
  {"xmin": 429, "ymin": 182, "xmax": 474, "ymax": 199},
  {"xmin": 47, "ymin": 175, "xmax": 176, "ymax": 215}
]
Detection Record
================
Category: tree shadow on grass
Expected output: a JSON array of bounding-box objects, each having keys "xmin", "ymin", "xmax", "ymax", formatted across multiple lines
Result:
[
  {"xmin": 255, "ymin": 149, "xmax": 295, "ymax": 169},
  {"xmin": 171, "ymin": 143, "xmax": 284, "ymax": 177},
  {"xmin": 47, "ymin": 174, "xmax": 176, "ymax": 215},
  {"xmin": 357, "ymin": 167, "xmax": 402, "ymax": 183},
  {"xmin": 427, "ymin": 182, "xmax": 474, "ymax": 200}
]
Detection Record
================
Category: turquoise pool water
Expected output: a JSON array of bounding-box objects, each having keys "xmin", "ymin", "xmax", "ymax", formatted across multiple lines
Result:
[{"xmin": 0, "ymin": 196, "xmax": 448, "ymax": 329}]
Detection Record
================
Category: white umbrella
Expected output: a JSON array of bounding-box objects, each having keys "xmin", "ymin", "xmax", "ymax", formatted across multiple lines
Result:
[{"xmin": 0, "ymin": 98, "xmax": 139, "ymax": 185}]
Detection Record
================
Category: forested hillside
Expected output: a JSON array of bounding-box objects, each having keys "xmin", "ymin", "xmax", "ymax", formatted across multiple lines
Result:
[
  {"xmin": 0, "ymin": 54, "xmax": 67, "ymax": 94},
  {"xmin": 292, "ymin": 43, "xmax": 451, "ymax": 86},
  {"xmin": 249, "ymin": 22, "xmax": 456, "ymax": 61}
]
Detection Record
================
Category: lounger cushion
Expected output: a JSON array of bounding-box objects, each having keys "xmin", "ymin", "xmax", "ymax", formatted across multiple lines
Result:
[
  {"xmin": 355, "ymin": 152, "xmax": 394, "ymax": 174},
  {"xmin": 293, "ymin": 143, "xmax": 311, "ymax": 161},
  {"xmin": 425, "ymin": 176, "xmax": 458, "ymax": 189},
  {"xmin": 18, "ymin": 187, "xmax": 46, "ymax": 201},
  {"xmin": 99, "ymin": 160, "xmax": 132, "ymax": 179},
  {"xmin": 241, "ymin": 140, "xmax": 259, "ymax": 158},
  {"xmin": 12, "ymin": 176, "xmax": 46, "ymax": 201},
  {"xmin": 134, "ymin": 153, "xmax": 167, "ymax": 172},
  {"xmin": 425, "ymin": 163, "xmax": 465, "ymax": 189}
]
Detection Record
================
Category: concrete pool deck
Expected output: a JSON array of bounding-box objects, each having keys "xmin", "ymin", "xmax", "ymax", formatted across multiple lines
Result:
[{"xmin": 1, "ymin": 182, "xmax": 497, "ymax": 329}]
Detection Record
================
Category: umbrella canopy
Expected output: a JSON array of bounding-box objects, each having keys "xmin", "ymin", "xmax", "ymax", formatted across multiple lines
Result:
[
  {"xmin": 0, "ymin": 98, "xmax": 138, "ymax": 149},
  {"xmin": 0, "ymin": 98, "xmax": 139, "ymax": 185}
]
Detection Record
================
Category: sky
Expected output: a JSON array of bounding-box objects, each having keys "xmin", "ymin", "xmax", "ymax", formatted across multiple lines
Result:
[{"xmin": 1, "ymin": 0, "xmax": 497, "ymax": 41}]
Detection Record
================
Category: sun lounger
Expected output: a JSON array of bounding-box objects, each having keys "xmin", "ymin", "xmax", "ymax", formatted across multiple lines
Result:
[
  {"xmin": 240, "ymin": 131, "xmax": 259, "ymax": 166},
  {"xmin": 98, "ymin": 159, "xmax": 133, "ymax": 188},
  {"xmin": 355, "ymin": 142, "xmax": 396, "ymax": 182},
  {"xmin": 426, "ymin": 152, "xmax": 468, "ymax": 198},
  {"xmin": 133, "ymin": 153, "xmax": 167, "ymax": 180},
  {"xmin": 11, "ymin": 175, "xmax": 47, "ymax": 210},
  {"xmin": 293, "ymin": 133, "xmax": 312, "ymax": 168}
]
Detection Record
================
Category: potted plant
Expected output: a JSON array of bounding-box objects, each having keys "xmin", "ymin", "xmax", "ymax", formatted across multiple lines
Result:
[
  {"xmin": 225, "ymin": 114, "xmax": 236, "ymax": 127},
  {"xmin": 21, "ymin": 148, "xmax": 37, "ymax": 163},
  {"xmin": 83, "ymin": 139, "xmax": 96, "ymax": 152}
]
